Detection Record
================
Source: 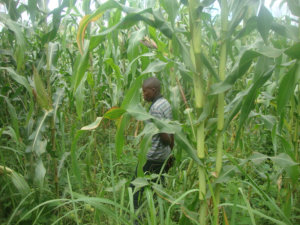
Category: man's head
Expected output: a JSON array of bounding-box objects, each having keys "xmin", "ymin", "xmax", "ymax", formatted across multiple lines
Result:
[{"xmin": 142, "ymin": 77, "xmax": 161, "ymax": 102}]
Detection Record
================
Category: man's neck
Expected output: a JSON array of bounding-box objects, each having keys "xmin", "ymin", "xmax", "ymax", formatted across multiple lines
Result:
[
  {"xmin": 151, "ymin": 94, "xmax": 162, "ymax": 103},
  {"xmin": 150, "ymin": 94, "xmax": 162, "ymax": 109}
]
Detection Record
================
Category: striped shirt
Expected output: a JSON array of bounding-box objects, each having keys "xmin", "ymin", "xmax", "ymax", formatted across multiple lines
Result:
[{"xmin": 147, "ymin": 97, "xmax": 172, "ymax": 162}]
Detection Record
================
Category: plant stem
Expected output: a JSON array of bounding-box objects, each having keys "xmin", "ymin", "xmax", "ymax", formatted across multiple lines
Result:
[
  {"xmin": 189, "ymin": 1, "xmax": 207, "ymax": 223},
  {"xmin": 215, "ymin": 0, "xmax": 228, "ymax": 224}
]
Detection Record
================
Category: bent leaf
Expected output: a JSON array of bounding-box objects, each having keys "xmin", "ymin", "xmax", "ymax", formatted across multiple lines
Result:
[
  {"xmin": 77, "ymin": 0, "xmax": 120, "ymax": 54},
  {"xmin": 104, "ymin": 107, "xmax": 126, "ymax": 120},
  {"xmin": 81, "ymin": 117, "xmax": 103, "ymax": 130},
  {"xmin": 277, "ymin": 63, "xmax": 300, "ymax": 115}
]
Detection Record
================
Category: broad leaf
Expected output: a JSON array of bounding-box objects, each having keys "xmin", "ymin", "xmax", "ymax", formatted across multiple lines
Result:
[
  {"xmin": 236, "ymin": 68, "xmax": 274, "ymax": 143},
  {"xmin": 0, "ymin": 67, "xmax": 32, "ymax": 97},
  {"xmin": 115, "ymin": 113, "xmax": 130, "ymax": 158},
  {"xmin": 73, "ymin": 41, "xmax": 89, "ymax": 93},
  {"xmin": 141, "ymin": 60, "xmax": 168, "ymax": 75},
  {"xmin": 74, "ymin": 74, "xmax": 86, "ymax": 120},
  {"xmin": 286, "ymin": 0, "xmax": 300, "ymax": 17},
  {"xmin": 284, "ymin": 42, "xmax": 300, "ymax": 60},
  {"xmin": 257, "ymin": 5, "xmax": 273, "ymax": 43},
  {"xmin": 277, "ymin": 63, "xmax": 300, "ymax": 115},
  {"xmin": 0, "ymin": 13, "xmax": 25, "ymax": 72},
  {"xmin": 46, "ymin": 42, "xmax": 59, "ymax": 70},
  {"xmin": 160, "ymin": 0, "xmax": 179, "ymax": 27},
  {"xmin": 0, "ymin": 96, "xmax": 20, "ymax": 140},
  {"xmin": 32, "ymin": 111, "xmax": 51, "ymax": 155},
  {"xmin": 81, "ymin": 117, "xmax": 103, "ymax": 130},
  {"xmin": 104, "ymin": 107, "xmax": 126, "ymax": 120},
  {"xmin": 271, "ymin": 22, "xmax": 299, "ymax": 42},
  {"xmin": 121, "ymin": 74, "xmax": 147, "ymax": 110},
  {"xmin": 210, "ymin": 45, "xmax": 281, "ymax": 95},
  {"xmin": 34, "ymin": 159, "xmax": 46, "ymax": 188},
  {"xmin": 76, "ymin": 1, "xmax": 118, "ymax": 54},
  {"xmin": 41, "ymin": 0, "xmax": 70, "ymax": 44},
  {"xmin": 11, "ymin": 171, "xmax": 30, "ymax": 196}
]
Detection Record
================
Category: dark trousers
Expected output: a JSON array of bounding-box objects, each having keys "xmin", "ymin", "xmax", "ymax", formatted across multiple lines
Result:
[{"xmin": 131, "ymin": 160, "xmax": 167, "ymax": 210}]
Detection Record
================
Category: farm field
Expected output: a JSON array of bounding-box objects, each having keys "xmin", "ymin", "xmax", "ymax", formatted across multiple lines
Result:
[{"xmin": 0, "ymin": 0, "xmax": 299, "ymax": 224}]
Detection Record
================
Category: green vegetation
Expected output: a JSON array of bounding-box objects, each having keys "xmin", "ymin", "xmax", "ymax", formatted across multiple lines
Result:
[{"xmin": 0, "ymin": 0, "xmax": 299, "ymax": 224}]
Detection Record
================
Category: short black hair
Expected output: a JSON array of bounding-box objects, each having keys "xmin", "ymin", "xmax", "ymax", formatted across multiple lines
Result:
[{"xmin": 143, "ymin": 77, "xmax": 161, "ymax": 92}]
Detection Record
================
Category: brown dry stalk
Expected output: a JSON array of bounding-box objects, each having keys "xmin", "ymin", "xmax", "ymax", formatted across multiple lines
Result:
[
  {"xmin": 222, "ymin": 207, "xmax": 229, "ymax": 225},
  {"xmin": 134, "ymin": 121, "xmax": 140, "ymax": 137},
  {"xmin": 175, "ymin": 76, "xmax": 189, "ymax": 109}
]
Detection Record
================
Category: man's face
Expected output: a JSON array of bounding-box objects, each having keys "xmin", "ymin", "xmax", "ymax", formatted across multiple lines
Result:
[{"xmin": 142, "ymin": 85, "xmax": 156, "ymax": 102}]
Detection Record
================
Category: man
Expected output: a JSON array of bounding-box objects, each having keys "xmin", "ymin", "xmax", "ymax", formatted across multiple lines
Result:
[{"xmin": 132, "ymin": 77, "xmax": 174, "ymax": 210}]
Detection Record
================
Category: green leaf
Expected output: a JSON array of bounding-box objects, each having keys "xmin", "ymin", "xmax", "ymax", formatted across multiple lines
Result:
[
  {"xmin": 260, "ymin": 114, "xmax": 276, "ymax": 130},
  {"xmin": 104, "ymin": 107, "xmax": 126, "ymax": 120},
  {"xmin": 105, "ymin": 178, "xmax": 127, "ymax": 192},
  {"xmin": 46, "ymin": 42, "xmax": 59, "ymax": 70},
  {"xmin": 284, "ymin": 42, "xmax": 300, "ymax": 59},
  {"xmin": 41, "ymin": 0, "xmax": 70, "ymax": 44},
  {"xmin": 32, "ymin": 111, "xmax": 51, "ymax": 155},
  {"xmin": 210, "ymin": 45, "xmax": 281, "ymax": 95},
  {"xmin": 127, "ymin": 104, "xmax": 153, "ymax": 121},
  {"xmin": 224, "ymin": 90, "xmax": 246, "ymax": 129},
  {"xmin": 152, "ymin": 9, "xmax": 173, "ymax": 39},
  {"xmin": 137, "ymin": 124, "xmax": 157, "ymax": 177},
  {"xmin": 201, "ymin": 52, "xmax": 219, "ymax": 81},
  {"xmin": 34, "ymin": 159, "xmax": 46, "ymax": 188},
  {"xmin": 76, "ymin": 0, "xmax": 120, "ymax": 54},
  {"xmin": 248, "ymin": 152, "xmax": 269, "ymax": 165},
  {"xmin": 127, "ymin": 28, "xmax": 146, "ymax": 60},
  {"xmin": 81, "ymin": 117, "xmax": 103, "ymax": 130},
  {"xmin": 115, "ymin": 113, "xmax": 130, "ymax": 159},
  {"xmin": 236, "ymin": 68, "xmax": 274, "ymax": 143},
  {"xmin": 121, "ymin": 74, "xmax": 147, "ymax": 110},
  {"xmin": 271, "ymin": 22, "xmax": 299, "ymax": 42},
  {"xmin": 271, "ymin": 153, "xmax": 298, "ymax": 168},
  {"xmin": 125, "ymin": 53, "xmax": 155, "ymax": 76},
  {"xmin": 0, "ymin": 13, "xmax": 25, "ymax": 72},
  {"xmin": 125, "ymin": 104, "xmax": 202, "ymax": 166},
  {"xmin": 277, "ymin": 64, "xmax": 300, "ymax": 115},
  {"xmin": 286, "ymin": 0, "xmax": 300, "ymax": 17},
  {"xmin": 210, "ymin": 50, "xmax": 260, "ymax": 95},
  {"xmin": 73, "ymin": 41, "xmax": 90, "ymax": 93},
  {"xmin": 160, "ymin": 0, "xmax": 179, "ymax": 27},
  {"xmin": 28, "ymin": 0, "xmax": 38, "ymax": 23},
  {"xmin": 33, "ymin": 68, "xmax": 52, "ymax": 110},
  {"xmin": 34, "ymin": 139, "xmax": 47, "ymax": 157},
  {"xmin": 141, "ymin": 60, "xmax": 167, "ymax": 74},
  {"xmin": 73, "ymin": 194, "xmax": 134, "ymax": 224},
  {"xmin": 104, "ymin": 58, "xmax": 123, "ymax": 83},
  {"xmin": 234, "ymin": 16, "xmax": 257, "ymax": 40},
  {"xmin": 257, "ymin": 5, "xmax": 273, "ymax": 42},
  {"xmin": 0, "ymin": 67, "xmax": 32, "ymax": 97},
  {"xmin": 2, "ymin": 127, "xmax": 19, "ymax": 145},
  {"xmin": 0, "ymin": 96, "xmax": 20, "ymax": 140},
  {"xmin": 153, "ymin": 118, "xmax": 202, "ymax": 166},
  {"xmin": 74, "ymin": 74, "xmax": 86, "ymax": 120},
  {"xmin": 53, "ymin": 88, "xmax": 64, "ymax": 124},
  {"xmin": 228, "ymin": 0, "xmax": 252, "ymax": 37},
  {"xmin": 71, "ymin": 130, "xmax": 84, "ymax": 188},
  {"xmin": 11, "ymin": 171, "xmax": 30, "ymax": 196}
]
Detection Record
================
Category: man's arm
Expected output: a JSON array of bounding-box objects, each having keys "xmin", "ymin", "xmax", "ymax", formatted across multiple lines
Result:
[{"xmin": 159, "ymin": 133, "xmax": 174, "ymax": 149}]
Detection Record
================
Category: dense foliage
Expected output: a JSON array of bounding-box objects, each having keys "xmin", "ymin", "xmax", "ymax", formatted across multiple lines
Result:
[{"xmin": 0, "ymin": 0, "xmax": 299, "ymax": 224}]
